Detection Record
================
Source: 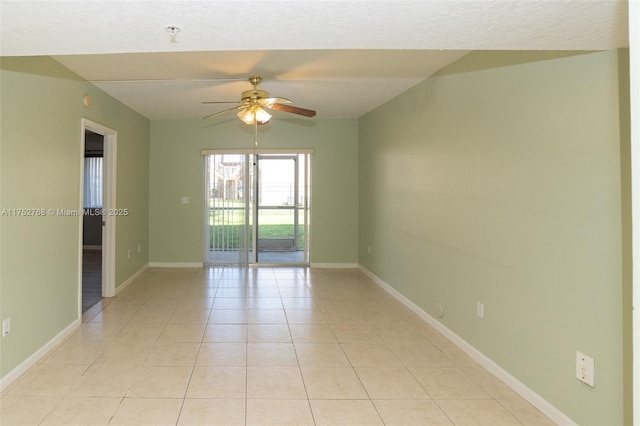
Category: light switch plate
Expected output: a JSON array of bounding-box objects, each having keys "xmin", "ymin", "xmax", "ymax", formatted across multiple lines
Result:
[{"xmin": 2, "ymin": 318, "xmax": 10, "ymax": 337}]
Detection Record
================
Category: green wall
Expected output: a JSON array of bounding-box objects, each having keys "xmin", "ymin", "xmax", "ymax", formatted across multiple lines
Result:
[
  {"xmin": 0, "ymin": 57, "xmax": 150, "ymax": 378},
  {"xmin": 149, "ymin": 118, "xmax": 358, "ymax": 265},
  {"xmin": 358, "ymin": 50, "xmax": 630, "ymax": 425}
]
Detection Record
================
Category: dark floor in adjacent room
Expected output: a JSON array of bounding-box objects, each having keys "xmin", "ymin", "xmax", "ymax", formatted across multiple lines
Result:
[{"xmin": 82, "ymin": 248, "xmax": 102, "ymax": 312}]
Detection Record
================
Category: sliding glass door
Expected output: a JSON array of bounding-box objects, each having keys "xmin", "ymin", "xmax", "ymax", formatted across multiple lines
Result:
[{"xmin": 205, "ymin": 152, "xmax": 310, "ymax": 266}]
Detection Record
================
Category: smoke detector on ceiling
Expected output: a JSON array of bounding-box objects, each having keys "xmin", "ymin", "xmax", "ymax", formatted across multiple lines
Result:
[{"xmin": 165, "ymin": 25, "xmax": 181, "ymax": 43}]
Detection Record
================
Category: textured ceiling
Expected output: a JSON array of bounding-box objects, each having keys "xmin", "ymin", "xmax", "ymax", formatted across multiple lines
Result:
[{"xmin": 0, "ymin": 1, "xmax": 629, "ymax": 120}]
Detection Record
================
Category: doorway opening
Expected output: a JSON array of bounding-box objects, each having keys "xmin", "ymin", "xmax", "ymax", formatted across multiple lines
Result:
[
  {"xmin": 204, "ymin": 151, "xmax": 311, "ymax": 266},
  {"xmin": 82, "ymin": 130, "xmax": 104, "ymax": 311},
  {"xmin": 80, "ymin": 119, "xmax": 117, "ymax": 317}
]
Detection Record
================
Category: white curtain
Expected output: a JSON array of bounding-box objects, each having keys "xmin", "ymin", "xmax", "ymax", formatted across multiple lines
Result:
[{"xmin": 83, "ymin": 157, "xmax": 103, "ymax": 208}]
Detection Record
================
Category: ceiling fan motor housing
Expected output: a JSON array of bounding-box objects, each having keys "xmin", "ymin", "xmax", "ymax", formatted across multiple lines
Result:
[{"xmin": 241, "ymin": 89, "xmax": 269, "ymax": 103}]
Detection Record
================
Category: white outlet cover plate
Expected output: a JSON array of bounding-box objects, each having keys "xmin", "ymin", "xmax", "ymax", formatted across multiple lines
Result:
[{"xmin": 576, "ymin": 351, "xmax": 595, "ymax": 387}]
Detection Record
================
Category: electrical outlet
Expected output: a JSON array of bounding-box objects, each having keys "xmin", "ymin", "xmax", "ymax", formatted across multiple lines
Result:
[
  {"xmin": 181, "ymin": 196, "xmax": 189, "ymax": 204},
  {"xmin": 127, "ymin": 249, "xmax": 131, "ymax": 259},
  {"xmin": 476, "ymin": 302, "xmax": 484, "ymax": 319},
  {"xmin": 2, "ymin": 318, "xmax": 11, "ymax": 337},
  {"xmin": 576, "ymin": 351, "xmax": 595, "ymax": 387}
]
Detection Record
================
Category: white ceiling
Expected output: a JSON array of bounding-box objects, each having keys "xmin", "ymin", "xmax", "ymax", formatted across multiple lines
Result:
[{"xmin": 0, "ymin": 1, "xmax": 629, "ymax": 121}]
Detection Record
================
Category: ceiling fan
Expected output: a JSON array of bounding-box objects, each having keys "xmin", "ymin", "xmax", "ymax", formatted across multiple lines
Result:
[{"xmin": 202, "ymin": 75, "xmax": 316, "ymax": 125}]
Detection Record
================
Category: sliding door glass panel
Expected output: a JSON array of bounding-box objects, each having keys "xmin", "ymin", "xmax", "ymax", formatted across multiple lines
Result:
[
  {"xmin": 206, "ymin": 154, "xmax": 252, "ymax": 265},
  {"xmin": 256, "ymin": 155, "xmax": 307, "ymax": 264}
]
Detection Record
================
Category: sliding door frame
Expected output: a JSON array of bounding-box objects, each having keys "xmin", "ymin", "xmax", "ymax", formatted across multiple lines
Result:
[{"xmin": 202, "ymin": 149, "xmax": 313, "ymax": 266}]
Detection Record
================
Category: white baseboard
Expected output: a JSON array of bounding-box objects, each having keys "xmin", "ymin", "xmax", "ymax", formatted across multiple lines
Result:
[
  {"xmin": 0, "ymin": 318, "xmax": 81, "ymax": 393},
  {"xmin": 146, "ymin": 262, "xmax": 361, "ymax": 269},
  {"xmin": 358, "ymin": 265, "xmax": 576, "ymax": 426},
  {"xmin": 115, "ymin": 263, "xmax": 149, "ymax": 296},
  {"xmin": 148, "ymin": 262, "xmax": 356, "ymax": 269},
  {"xmin": 148, "ymin": 262, "xmax": 204, "ymax": 268},
  {"xmin": 311, "ymin": 263, "xmax": 359, "ymax": 269}
]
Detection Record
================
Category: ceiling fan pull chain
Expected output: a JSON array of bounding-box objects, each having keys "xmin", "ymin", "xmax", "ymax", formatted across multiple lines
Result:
[{"xmin": 254, "ymin": 120, "xmax": 258, "ymax": 148}]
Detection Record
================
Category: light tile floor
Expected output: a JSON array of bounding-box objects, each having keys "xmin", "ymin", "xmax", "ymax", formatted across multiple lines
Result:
[{"xmin": 1, "ymin": 267, "xmax": 555, "ymax": 425}]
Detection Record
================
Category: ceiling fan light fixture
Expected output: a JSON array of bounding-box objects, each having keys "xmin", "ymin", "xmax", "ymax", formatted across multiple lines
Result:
[
  {"xmin": 237, "ymin": 106, "xmax": 271, "ymax": 125},
  {"xmin": 237, "ymin": 108, "xmax": 255, "ymax": 124},
  {"xmin": 254, "ymin": 107, "xmax": 272, "ymax": 124}
]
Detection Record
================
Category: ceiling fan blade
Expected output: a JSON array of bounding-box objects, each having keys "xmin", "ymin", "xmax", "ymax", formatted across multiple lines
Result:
[
  {"xmin": 88, "ymin": 77, "xmax": 246, "ymax": 84},
  {"xmin": 268, "ymin": 103, "xmax": 316, "ymax": 118},
  {"xmin": 202, "ymin": 105, "xmax": 245, "ymax": 120},
  {"xmin": 202, "ymin": 101, "xmax": 242, "ymax": 104},
  {"xmin": 261, "ymin": 97, "xmax": 293, "ymax": 105}
]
